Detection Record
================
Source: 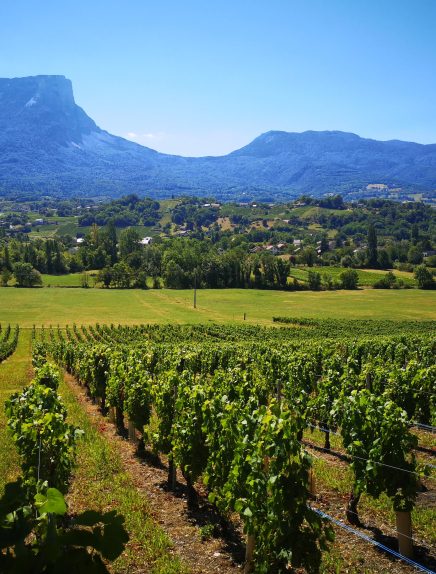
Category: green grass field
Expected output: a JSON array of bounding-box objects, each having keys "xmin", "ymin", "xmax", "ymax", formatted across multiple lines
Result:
[
  {"xmin": 41, "ymin": 272, "xmax": 88, "ymax": 287},
  {"xmin": 289, "ymin": 266, "xmax": 417, "ymax": 286},
  {"xmin": 0, "ymin": 287, "xmax": 434, "ymax": 327}
]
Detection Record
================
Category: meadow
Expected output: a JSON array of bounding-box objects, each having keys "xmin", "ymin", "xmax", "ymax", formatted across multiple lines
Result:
[
  {"xmin": 0, "ymin": 287, "xmax": 435, "ymax": 327},
  {"xmin": 288, "ymin": 266, "xmax": 417, "ymax": 286}
]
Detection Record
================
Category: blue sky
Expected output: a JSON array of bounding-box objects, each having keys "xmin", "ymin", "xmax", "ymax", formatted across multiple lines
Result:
[{"xmin": 1, "ymin": 0, "xmax": 435, "ymax": 155}]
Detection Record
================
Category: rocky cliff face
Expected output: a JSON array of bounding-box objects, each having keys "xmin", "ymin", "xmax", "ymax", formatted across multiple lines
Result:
[
  {"xmin": 0, "ymin": 75, "xmax": 435, "ymax": 199},
  {"xmin": 0, "ymin": 75, "xmax": 99, "ymax": 146}
]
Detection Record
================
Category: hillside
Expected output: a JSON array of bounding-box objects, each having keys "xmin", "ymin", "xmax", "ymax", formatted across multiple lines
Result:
[{"xmin": 1, "ymin": 75, "xmax": 436, "ymax": 200}]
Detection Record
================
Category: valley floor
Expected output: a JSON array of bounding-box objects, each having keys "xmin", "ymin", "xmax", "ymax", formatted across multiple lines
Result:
[{"xmin": 0, "ymin": 287, "xmax": 435, "ymax": 327}]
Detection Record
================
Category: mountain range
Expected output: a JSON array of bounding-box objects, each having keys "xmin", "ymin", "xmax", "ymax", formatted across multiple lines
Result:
[{"xmin": 0, "ymin": 75, "xmax": 435, "ymax": 200}]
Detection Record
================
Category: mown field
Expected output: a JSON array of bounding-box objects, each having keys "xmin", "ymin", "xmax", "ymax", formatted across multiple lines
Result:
[
  {"xmin": 0, "ymin": 287, "xmax": 435, "ymax": 327},
  {"xmin": 288, "ymin": 266, "xmax": 417, "ymax": 286}
]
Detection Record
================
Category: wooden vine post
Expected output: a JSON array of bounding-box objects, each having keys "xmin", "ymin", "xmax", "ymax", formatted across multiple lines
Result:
[
  {"xmin": 108, "ymin": 406, "xmax": 116, "ymax": 424},
  {"xmin": 244, "ymin": 533, "xmax": 255, "ymax": 574},
  {"xmin": 396, "ymin": 511, "xmax": 413, "ymax": 558},
  {"xmin": 128, "ymin": 419, "xmax": 138, "ymax": 444},
  {"xmin": 308, "ymin": 467, "xmax": 316, "ymax": 496}
]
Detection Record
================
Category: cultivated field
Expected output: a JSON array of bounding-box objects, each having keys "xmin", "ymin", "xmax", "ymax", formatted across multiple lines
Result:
[
  {"xmin": 288, "ymin": 266, "xmax": 417, "ymax": 287},
  {"xmin": 0, "ymin": 287, "xmax": 435, "ymax": 327}
]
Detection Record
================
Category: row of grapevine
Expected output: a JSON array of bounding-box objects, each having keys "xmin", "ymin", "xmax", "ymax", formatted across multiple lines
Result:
[
  {"xmin": 39, "ymin": 334, "xmax": 335, "ymax": 572},
  {"xmin": 42, "ymin": 318, "xmax": 436, "ymax": 344},
  {"xmin": 1, "ymin": 354, "xmax": 128, "ymax": 573},
  {"xmin": 36, "ymin": 323, "xmax": 435, "ymax": 571},
  {"xmin": 0, "ymin": 324, "xmax": 19, "ymax": 362}
]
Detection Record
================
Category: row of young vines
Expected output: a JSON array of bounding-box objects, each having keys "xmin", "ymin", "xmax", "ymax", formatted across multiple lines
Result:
[
  {"xmin": 0, "ymin": 324, "xmax": 19, "ymax": 363},
  {"xmin": 1, "ymin": 350, "xmax": 128, "ymax": 573},
  {"xmin": 35, "ymin": 322, "xmax": 435, "ymax": 572}
]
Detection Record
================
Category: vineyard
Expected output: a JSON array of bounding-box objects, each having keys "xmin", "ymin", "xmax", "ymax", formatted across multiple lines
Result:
[
  {"xmin": 0, "ymin": 325, "xmax": 19, "ymax": 363},
  {"xmin": 17, "ymin": 319, "xmax": 435, "ymax": 573}
]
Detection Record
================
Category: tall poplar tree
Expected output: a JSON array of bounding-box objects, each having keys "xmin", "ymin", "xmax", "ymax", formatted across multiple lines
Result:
[{"xmin": 367, "ymin": 223, "xmax": 378, "ymax": 268}]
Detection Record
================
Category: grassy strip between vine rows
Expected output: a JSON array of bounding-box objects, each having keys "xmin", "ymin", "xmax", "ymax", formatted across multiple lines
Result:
[
  {"xmin": 58, "ymin": 374, "xmax": 189, "ymax": 574},
  {"xmin": 0, "ymin": 329, "xmax": 32, "ymax": 496}
]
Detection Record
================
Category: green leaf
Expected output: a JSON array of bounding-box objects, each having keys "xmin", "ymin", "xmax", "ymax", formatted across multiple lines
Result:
[{"xmin": 35, "ymin": 488, "xmax": 67, "ymax": 515}]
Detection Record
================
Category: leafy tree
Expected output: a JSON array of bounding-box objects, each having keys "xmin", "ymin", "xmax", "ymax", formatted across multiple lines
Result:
[
  {"xmin": 410, "ymin": 223, "xmax": 419, "ymax": 244},
  {"xmin": 119, "ymin": 227, "xmax": 140, "ymax": 260},
  {"xmin": 80, "ymin": 272, "xmax": 90, "ymax": 288},
  {"xmin": 407, "ymin": 245, "xmax": 423, "ymax": 265},
  {"xmin": 373, "ymin": 271, "xmax": 397, "ymax": 289},
  {"xmin": 1, "ymin": 269, "xmax": 11, "ymax": 286},
  {"xmin": 98, "ymin": 267, "xmax": 113, "ymax": 288},
  {"xmin": 340, "ymin": 268, "xmax": 358, "ymax": 289},
  {"xmin": 322, "ymin": 273, "xmax": 336, "ymax": 290},
  {"xmin": 3, "ymin": 245, "xmax": 12, "ymax": 271},
  {"xmin": 377, "ymin": 249, "xmax": 392, "ymax": 269},
  {"xmin": 299, "ymin": 247, "xmax": 317, "ymax": 267},
  {"xmin": 320, "ymin": 236, "xmax": 329, "ymax": 253},
  {"xmin": 308, "ymin": 271, "xmax": 321, "ymax": 291},
  {"xmin": 111, "ymin": 262, "xmax": 132, "ymax": 288},
  {"xmin": 274, "ymin": 258, "xmax": 290, "ymax": 288},
  {"xmin": 101, "ymin": 220, "xmax": 118, "ymax": 265},
  {"xmin": 134, "ymin": 271, "xmax": 149, "ymax": 289},
  {"xmin": 366, "ymin": 223, "xmax": 378, "ymax": 267},
  {"xmin": 260, "ymin": 253, "xmax": 276, "ymax": 287},
  {"xmin": 426, "ymin": 254, "xmax": 436, "ymax": 267},
  {"xmin": 13, "ymin": 262, "xmax": 42, "ymax": 287},
  {"xmin": 414, "ymin": 264, "xmax": 435, "ymax": 289}
]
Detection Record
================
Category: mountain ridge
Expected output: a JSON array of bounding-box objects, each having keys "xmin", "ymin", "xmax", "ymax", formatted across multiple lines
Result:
[{"xmin": 0, "ymin": 75, "xmax": 435, "ymax": 199}]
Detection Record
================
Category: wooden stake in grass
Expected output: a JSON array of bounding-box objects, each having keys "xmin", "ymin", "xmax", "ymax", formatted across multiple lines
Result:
[{"xmin": 396, "ymin": 511, "xmax": 413, "ymax": 558}]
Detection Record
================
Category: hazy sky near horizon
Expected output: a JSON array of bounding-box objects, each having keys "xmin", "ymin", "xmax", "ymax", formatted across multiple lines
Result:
[{"xmin": 1, "ymin": 0, "xmax": 435, "ymax": 156}]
